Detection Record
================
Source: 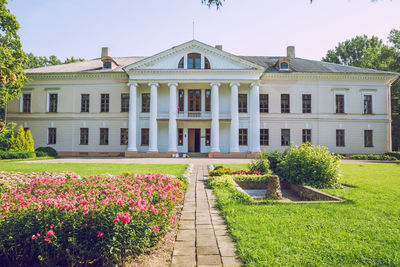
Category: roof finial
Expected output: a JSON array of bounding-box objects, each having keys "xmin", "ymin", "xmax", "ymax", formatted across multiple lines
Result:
[{"xmin": 192, "ymin": 20, "xmax": 195, "ymax": 40}]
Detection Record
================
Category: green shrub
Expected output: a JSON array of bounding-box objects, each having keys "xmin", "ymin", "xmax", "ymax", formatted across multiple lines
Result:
[
  {"xmin": 209, "ymin": 167, "xmax": 233, "ymax": 177},
  {"xmin": 248, "ymin": 152, "xmax": 271, "ymax": 174},
  {"xmin": 14, "ymin": 126, "xmax": 27, "ymax": 151},
  {"xmin": 264, "ymin": 150, "xmax": 285, "ymax": 172},
  {"xmin": 35, "ymin": 151, "xmax": 48, "ymax": 157},
  {"xmin": 208, "ymin": 175, "xmax": 252, "ymax": 204},
  {"xmin": 384, "ymin": 151, "xmax": 400, "ymax": 160},
  {"xmin": 347, "ymin": 154, "xmax": 397, "ymax": 161},
  {"xmin": 277, "ymin": 143, "xmax": 341, "ymax": 188},
  {"xmin": 0, "ymin": 122, "xmax": 17, "ymax": 151},
  {"xmin": 25, "ymin": 129, "xmax": 35, "ymax": 152},
  {"xmin": 213, "ymin": 165, "xmax": 224, "ymax": 170},
  {"xmin": 231, "ymin": 174, "xmax": 270, "ymax": 181},
  {"xmin": 0, "ymin": 150, "xmax": 35, "ymax": 159},
  {"xmin": 35, "ymin": 147, "xmax": 58, "ymax": 157}
]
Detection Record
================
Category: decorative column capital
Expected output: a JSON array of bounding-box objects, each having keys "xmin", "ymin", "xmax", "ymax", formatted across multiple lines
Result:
[
  {"xmin": 127, "ymin": 81, "xmax": 138, "ymax": 87},
  {"xmin": 230, "ymin": 82, "xmax": 240, "ymax": 88},
  {"xmin": 250, "ymin": 81, "xmax": 261, "ymax": 88},
  {"xmin": 148, "ymin": 81, "xmax": 159, "ymax": 87},
  {"xmin": 210, "ymin": 82, "xmax": 221, "ymax": 87},
  {"xmin": 168, "ymin": 82, "xmax": 179, "ymax": 87}
]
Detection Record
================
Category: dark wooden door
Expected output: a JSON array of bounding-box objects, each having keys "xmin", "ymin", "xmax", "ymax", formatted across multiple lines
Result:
[{"xmin": 188, "ymin": 128, "xmax": 201, "ymax": 152}]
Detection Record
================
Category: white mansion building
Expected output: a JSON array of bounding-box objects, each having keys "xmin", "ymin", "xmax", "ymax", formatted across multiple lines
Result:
[{"xmin": 7, "ymin": 40, "xmax": 398, "ymax": 157}]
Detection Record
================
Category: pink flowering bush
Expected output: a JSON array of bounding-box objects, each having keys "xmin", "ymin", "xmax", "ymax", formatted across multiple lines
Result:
[{"xmin": 0, "ymin": 172, "xmax": 185, "ymax": 266}]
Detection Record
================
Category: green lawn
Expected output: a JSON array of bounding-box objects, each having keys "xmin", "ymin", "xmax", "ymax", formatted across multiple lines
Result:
[
  {"xmin": 0, "ymin": 162, "xmax": 187, "ymax": 177},
  {"xmin": 213, "ymin": 163, "xmax": 400, "ymax": 266}
]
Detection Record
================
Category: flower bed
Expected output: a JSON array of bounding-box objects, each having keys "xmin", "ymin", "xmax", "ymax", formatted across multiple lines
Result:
[{"xmin": 0, "ymin": 171, "xmax": 185, "ymax": 266}]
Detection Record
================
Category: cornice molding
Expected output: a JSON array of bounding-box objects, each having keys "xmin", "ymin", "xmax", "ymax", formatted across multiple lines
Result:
[
  {"xmin": 261, "ymin": 72, "xmax": 396, "ymax": 82},
  {"xmin": 27, "ymin": 72, "xmax": 128, "ymax": 80},
  {"xmin": 128, "ymin": 69, "xmax": 263, "ymax": 75}
]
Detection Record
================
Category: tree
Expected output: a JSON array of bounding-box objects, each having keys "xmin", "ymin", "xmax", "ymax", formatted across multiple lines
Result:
[
  {"xmin": 0, "ymin": 0, "xmax": 28, "ymax": 109},
  {"xmin": 322, "ymin": 31, "xmax": 400, "ymax": 151},
  {"xmin": 25, "ymin": 129, "xmax": 34, "ymax": 152},
  {"xmin": 24, "ymin": 53, "xmax": 84, "ymax": 69},
  {"xmin": 13, "ymin": 125, "xmax": 26, "ymax": 151}
]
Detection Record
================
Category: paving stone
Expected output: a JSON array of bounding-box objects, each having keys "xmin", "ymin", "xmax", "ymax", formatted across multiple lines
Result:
[
  {"xmin": 172, "ymin": 255, "xmax": 196, "ymax": 267},
  {"xmin": 197, "ymin": 255, "xmax": 222, "ymax": 266},
  {"xmin": 197, "ymin": 235, "xmax": 218, "ymax": 246},
  {"xmin": 180, "ymin": 220, "xmax": 195, "ymax": 229},
  {"xmin": 197, "ymin": 228, "xmax": 215, "ymax": 236},
  {"xmin": 196, "ymin": 224, "xmax": 213, "ymax": 229},
  {"xmin": 196, "ymin": 218, "xmax": 212, "ymax": 225},
  {"xmin": 174, "ymin": 240, "xmax": 195, "ymax": 248},
  {"xmin": 218, "ymin": 242, "xmax": 237, "ymax": 257},
  {"xmin": 216, "ymin": 235, "xmax": 233, "ymax": 244},
  {"xmin": 214, "ymin": 229, "xmax": 229, "ymax": 236},
  {"xmin": 197, "ymin": 245, "xmax": 220, "ymax": 255},
  {"xmin": 221, "ymin": 256, "xmax": 241, "ymax": 267},
  {"xmin": 173, "ymin": 246, "xmax": 195, "ymax": 256},
  {"xmin": 213, "ymin": 224, "xmax": 227, "ymax": 230},
  {"xmin": 180, "ymin": 212, "xmax": 195, "ymax": 220},
  {"xmin": 176, "ymin": 229, "xmax": 195, "ymax": 241}
]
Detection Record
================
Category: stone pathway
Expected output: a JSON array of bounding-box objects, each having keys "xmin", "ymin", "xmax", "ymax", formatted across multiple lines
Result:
[{"xmin": 172, "ymin": 165, "xmax": 241, "ymax": 267}]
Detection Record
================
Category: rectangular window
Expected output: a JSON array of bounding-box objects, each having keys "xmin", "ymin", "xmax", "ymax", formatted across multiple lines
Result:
[
  {"xmin": 336, "ymin": 129, "xmax": 345, "ymax": 147},
  {"xmin": 336, "ymin": 94, "xmax": 345, "ymax": 113},
  {"xmin": 364, "ymin": 130, "xmax": 373, "ymax": 147},
  {"xmin": 281, "ymin": 94, "xmax": 290, "ymax": 113},
  {"xmin": 100, "ymin": 128, "xmax": 109, "ymax": 145},
  {"xmin": 239, "ymin": 94, "xmax": 247, "ymax": 113},
  {"xmin": 363, "ymin": 95, "xmax": 373, "ymax": 114},
  {"xmin": 80, "ymin": 128, "xmax": 89, "ymax": 145},
  {"xmin": 178, "ymin": 128, "xmax": 184, "ymax": 146},
  {"xmin": 239, "ymin": 128, "xmax": 248, "ymax": 146},
  {"xmin": 302, "ymin": 129, "xmax": 312, "ymax": 143},
  {"xmin": 142, "ymin": 93, "xmax": 150, "ymax": 112},
  {"xmin": 49, "ymin": 93, "xmax": 58, "ymax": 112},
  {"xmin": 101, "ymin": 94, "xmax": 109, "ymax": 112},
  {"xmin": 141, "ymin": 128, "xmax": 149, "ymax": 146},
  {"xmin": 121, "ymin": 93, "xmax": 129, "ymax": 112},
  {"xmin": 302, "ymin": 94, "xmax": 312, "ymax": 113},
  {"xmin": 188, "ymin": 89, "xmax": 201, "ymax": 112},
  {"xmin": 81, "ymin": 94, "xmax": 89, "ymax": 112},
  {"xmin": 260, "ymin": 94, "xmax": 269, "ymax": 113},
  {"xmin": 22, "ymin": 93, "xmax": 31, "ymax": 113},
  {"xmin": 178, "ymin": 90, "xmax": 184, "ymax": 113},
  {"xmin": 205, "ymin": 128, "xmax": 211, "ymax": 146},
  {"xmin": 281, "ymin": 129, "xmax": 290, "ymax": 146},
  {"xmin": 48, "ymin": 128, "xmax": 56, "ymax": 145},
  {"xmin": 205, "ymin": 89, "xmax": 211, "ymax": 112},
  {"xmin": 260, "ymin": 129, "xmax": 269, "ymax": 146},
  {"xmin": 120, "ymin": 128, "xmax": 128, "ymax": 145}
]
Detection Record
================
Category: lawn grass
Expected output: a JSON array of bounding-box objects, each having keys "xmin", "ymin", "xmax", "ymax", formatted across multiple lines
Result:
[
  {"xmin": 0, "ymin": 162, "xmax": 187, "ymax": 177},
  {"xmin": 212, "ymin": 163, "xmax": 400, "ymax": 266}
]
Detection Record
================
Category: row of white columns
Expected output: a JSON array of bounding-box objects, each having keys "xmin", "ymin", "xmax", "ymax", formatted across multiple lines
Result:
[{"xmin": 127, "ymin": 81, "xmax": 261, "ymax": 153}]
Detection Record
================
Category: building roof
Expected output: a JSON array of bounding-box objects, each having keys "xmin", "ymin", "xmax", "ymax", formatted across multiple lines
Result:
[{"xmin": 25, "ymin": 54, "xmax": 396, "ymax": 75}]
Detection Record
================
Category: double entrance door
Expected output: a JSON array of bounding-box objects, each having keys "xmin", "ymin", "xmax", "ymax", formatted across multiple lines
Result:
[{"xmin": 188, "ymin": 128, "xmax": 201, "ymax": 152}]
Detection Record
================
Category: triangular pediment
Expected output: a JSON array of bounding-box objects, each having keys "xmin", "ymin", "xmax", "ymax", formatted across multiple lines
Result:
[{"xmin": 123, "ymin": 40, "xmax": 265, "ymax": 71}]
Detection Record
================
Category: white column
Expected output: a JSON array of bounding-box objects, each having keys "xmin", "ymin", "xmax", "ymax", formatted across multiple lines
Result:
[
  {"xmin": 230, "ymin": 82, "xmax": 240, "ymax": 153},
  {"xmin": 250, "ymin": 82, "xmax": 261, "ymax": 153},
  {"xmin": 148, "ymin": 82, "xmax": 159, "ymax": 152},
  {"xmin": 211, "ymin": 82, "xmax": 220, "ymax": 153},
  {"xmin": 168, "ymin": 82, "xmax": 178, "ymax": 152},
  {"xmin": 127, "ymin": 82, "xmax": 138, "ymax": 151}
]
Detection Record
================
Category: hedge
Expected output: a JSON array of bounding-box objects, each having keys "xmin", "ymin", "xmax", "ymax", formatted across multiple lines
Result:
[
  {"xmin": 347, "ymin": 154, "xmax": 398, "ymax": 161},
  {"xmin": 0, "ymin": 150, "xmax": 35, "ymax": 159}
]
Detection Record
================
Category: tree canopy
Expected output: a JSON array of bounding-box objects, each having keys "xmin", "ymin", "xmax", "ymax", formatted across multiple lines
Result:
[
  {"xmin": 0, "ymin": 0, "xmax": 28, "ymax": 108},
  {"xmin": 24, "ymin": 53, "xmax": 85, "ymax": 69}
]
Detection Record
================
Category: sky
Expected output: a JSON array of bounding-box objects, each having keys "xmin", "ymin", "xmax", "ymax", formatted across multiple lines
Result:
[{"xmin": 7, "ymin": 0, "xmax": 400, "ymax": 61}]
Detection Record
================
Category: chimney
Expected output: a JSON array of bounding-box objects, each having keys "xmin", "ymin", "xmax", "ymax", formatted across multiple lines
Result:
[
  {"xmin": 287, "ymin": 46, "xmax": 295, "ymax": 58},
  {"xmin": 215, "ymin": 45, "xmax": 223, "ymax": 51},
  {"xmin": 101, "ymin": 47, "xmax": 110, "ymax": 59}
]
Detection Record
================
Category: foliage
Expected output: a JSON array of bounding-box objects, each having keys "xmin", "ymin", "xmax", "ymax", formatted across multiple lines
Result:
[
  {"xmin": 0, "ymin": 122, "xmax": 16, "ymax": 150},
  {"xmin": 24, "ymin": 129, "xmax": 34, "ymax": 152},
  {"xmin": 12, "ymin": 125, "xmax": 26, "ymax": 151},
  {"xmin": 211, "ymin": 163, "xmax": 400, "ymax": 266},
  {"xmin": 231, "ymin": 170, "xmax": 261, "ymax": 175},
  {"xmin": 209, "ymin": 167, "xmax": 233, "ymax": 177},
  {"xmin": 0, "ymin": 172, "xmax": 184, "ymax": 265},
  {"xmin": 277, "ymin": 143, "xmax": 341, "ymax": 188},
  {"xmin": 346, "ymin": 154, "xmax": 398, "ymax": 161},
  {"xmin": 248, "ymin": 152, "xmax": 271, "ymax": 175},
  {"xmin": 385, "ymin": 151, "xmax": 400, "ymax": 160},
  {"xmin": 322, "ymin": 30, "xmax": 400, "ymax": 151},
  {"xmin": 35, "ymin": 147, "xmax": 57, "ymax": 157},
  {"xmin": 208, "ymin": 175, "xmax": 253, "ymax": 204},
  {"xmin": 0, "ymin": 0, "xmax": 28, "ymax": 108},
  {"xmin": 24, "ymin": 53, "xmax": 85, "ymax": 69},
  {"xmin": 262, "ymin": 150, "xmax": 285, "ymax": 173},
  {"xmin": 230, "ymin": 174, "xmax": 270, "ymax": 182},
  {"xmin": 0, "ymin": 150, "xmax": 35, "ymax": 159}
]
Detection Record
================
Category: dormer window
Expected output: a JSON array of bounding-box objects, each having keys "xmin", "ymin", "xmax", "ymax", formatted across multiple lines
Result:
[
  {"xmin": 178, "ymin": 57, "xmax": 184, "ymax": 69},
  {"xmin": 103, "ymin": 61, "xmax": 112, "ymax": 69},
  {"xmin": 188, "ymin": 53, "xmax": 201, "ymax": 69},
  {"xmin": 205, "ymin": 57, "xmax": 211, "ymax": 69},
  {"xmin": 280, "ymin": 62, "xmax": 289, "ymax": 70}
]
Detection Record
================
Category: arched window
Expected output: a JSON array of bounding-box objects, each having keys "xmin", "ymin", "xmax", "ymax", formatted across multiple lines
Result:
[
  {"xmin": 178, "ymin": 57, "xmax": 184, "ymax": 69},
  {"xmin": 205, "ymin": 57, "xmax": 211, "ymax": 69},
  {"xmin": 187, "ymin": 53, "xmax": 201, "ymax": 69},
  {"xmin": 280, "ymin": 62, "xmax": 289, "ymax": 70}
]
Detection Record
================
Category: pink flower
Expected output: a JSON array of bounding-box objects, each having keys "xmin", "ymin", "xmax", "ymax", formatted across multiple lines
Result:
[
  {"xmin": 97, "ymin": 231, "xmax": 104, "ymax": 237},
  {"xmin": 153, "ymin": 225, "xmax": 160, "ymax": 234},
  {"xmin": 44, "ymin": 237, "xmax": 51, "ymax": 242},
  {"xmin": 36, "ymin": 233, "xmax": 41, "ymax": 237},
  {"xmin": 47, "ymin": 229, "xmax": 55, "ymax": 237},
  {"xmin": 32, "ymin": 235, "xmax": 36, "ymax": 240}
]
